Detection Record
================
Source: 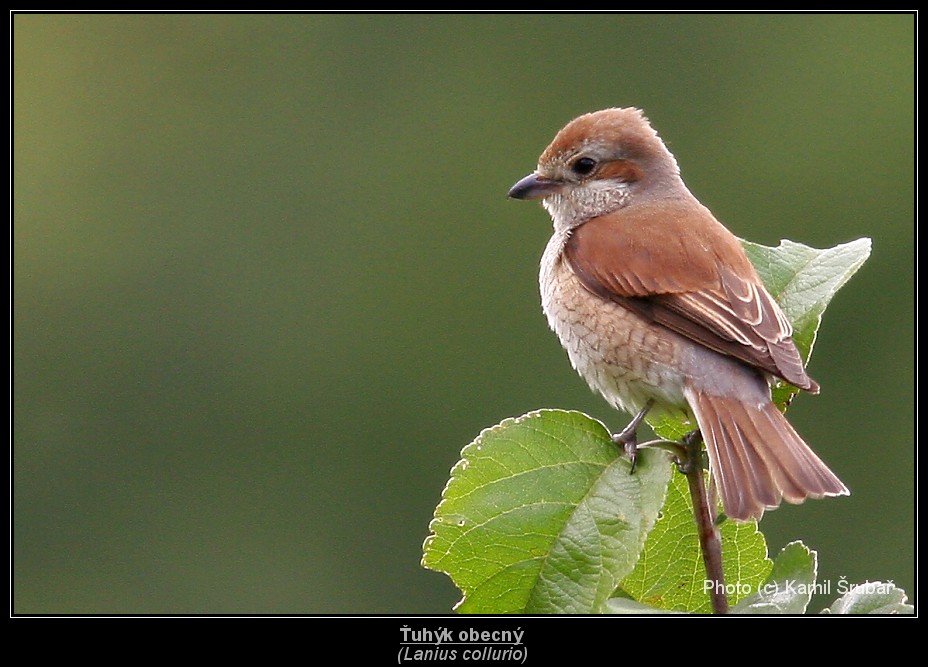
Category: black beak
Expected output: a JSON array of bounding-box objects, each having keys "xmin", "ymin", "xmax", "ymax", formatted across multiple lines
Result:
[{"xmin": 507, "ymin": 173, "xmax": 563, "ymax": 200}]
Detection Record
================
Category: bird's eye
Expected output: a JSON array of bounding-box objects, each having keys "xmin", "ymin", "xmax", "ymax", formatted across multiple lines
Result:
[{"xmin": 571, "ymin": 157, "xmax": 597, "ymax": 176}]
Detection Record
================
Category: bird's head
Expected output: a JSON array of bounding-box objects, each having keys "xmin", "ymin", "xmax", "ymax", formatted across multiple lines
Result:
[{"xmin": 508, "ymin": 107, "xmax": 682, "ymax": 231}]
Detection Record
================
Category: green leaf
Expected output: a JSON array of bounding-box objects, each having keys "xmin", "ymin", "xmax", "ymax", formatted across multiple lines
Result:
[
  {"xmin": 742, "ymin": 237, "xmax": 871, "ymax": 361},
  {"xmin": 619, "ymin": 472, "xmax": 772, "ymax": 613},
  {"xmin": 422, "ymin": 410, "xmax": 672, "ymax": 614},
  {"xmin": 602, "ymin": 597, "xmax": 683, "ymax": 614},
  {"xmin": 741, "ymin": 238, "xmax": 872, "ymax": 406},
  {"xmin": 733, "ymin": 541, "xmax": 817, "ymax": 614},
  {"xmin": 822, "ymin": 581, "xmax": 915, "ymax": 615}
]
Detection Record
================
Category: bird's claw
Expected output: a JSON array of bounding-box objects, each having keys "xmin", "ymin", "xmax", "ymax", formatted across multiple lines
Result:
[
  {"xmin": 612, "ymin": 430, "xmax": 640, "ymax": 472},
  {"xmin": 611, "ymin": 399, "xmax": 654, "ymax": 474}
]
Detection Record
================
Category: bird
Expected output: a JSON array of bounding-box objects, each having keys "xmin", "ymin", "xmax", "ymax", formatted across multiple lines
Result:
[{"xmin": 507, "ymin": 107, "xmax": 848, "ymax": 521}]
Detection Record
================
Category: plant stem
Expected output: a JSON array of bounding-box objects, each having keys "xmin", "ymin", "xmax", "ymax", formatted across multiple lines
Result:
[
  {"xmin": 681, "ymin": 431, "xmax": 729, "ymax": 614},
  {"xmin": 638, "ymin": 432, "xmax": 729, "ymax": 613}
]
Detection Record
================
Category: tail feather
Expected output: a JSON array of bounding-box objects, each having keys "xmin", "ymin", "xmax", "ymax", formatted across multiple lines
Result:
[
  {"xmin": 686, "ymin": 389, "xmax": 849, "ymax": 521},
  {"xmin": 706, "ymin": 415, "xmax": 776, "ymax": 519}
]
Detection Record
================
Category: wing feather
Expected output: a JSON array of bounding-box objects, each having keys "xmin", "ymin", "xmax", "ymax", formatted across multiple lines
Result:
[{"xmin": 564, "ymin": 200, "xmax": 818, "ymax": 392}]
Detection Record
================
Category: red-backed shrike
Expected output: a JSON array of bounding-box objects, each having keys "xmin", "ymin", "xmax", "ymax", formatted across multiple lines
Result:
[{"xmin": 508, "ymin": 108, "xmax": 848, "ymax": 521}]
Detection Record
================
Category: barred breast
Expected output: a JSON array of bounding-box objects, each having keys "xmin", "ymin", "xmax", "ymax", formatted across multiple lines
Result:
[{"xmin": 539, "ymin": 230, "xmax": 691, "ymax": 422}]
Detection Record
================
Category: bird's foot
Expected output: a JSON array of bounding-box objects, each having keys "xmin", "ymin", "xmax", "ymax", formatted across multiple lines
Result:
[{"xmin": 612, "ymin": 400, "xmax": 654, "ymax": 473}]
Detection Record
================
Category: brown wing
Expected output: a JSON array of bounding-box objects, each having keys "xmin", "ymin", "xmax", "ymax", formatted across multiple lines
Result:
[{"xmin": 564, "ymin": 199, "xmax": 819, "ymax": 393}]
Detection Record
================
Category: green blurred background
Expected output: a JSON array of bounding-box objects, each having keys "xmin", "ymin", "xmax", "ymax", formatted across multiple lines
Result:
[{"xmin": 13, "ymin": 13, "xmax": 914, "ymax": 614}]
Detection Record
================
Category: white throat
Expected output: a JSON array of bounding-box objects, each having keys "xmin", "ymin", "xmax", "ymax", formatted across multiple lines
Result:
[{"xmin": 542, "ymin": 180, "xmax": 632, "ymax": 232}]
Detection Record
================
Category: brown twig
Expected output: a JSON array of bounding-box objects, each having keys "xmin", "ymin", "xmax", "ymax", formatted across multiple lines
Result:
[
  {"xmin": 680, "ymin": 431, "xmax": 728, "ymax": 614},
  {"xmin": 624, "ymin": 413, "xmax": 730, "ymax": 614}
]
